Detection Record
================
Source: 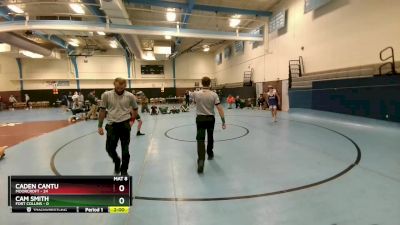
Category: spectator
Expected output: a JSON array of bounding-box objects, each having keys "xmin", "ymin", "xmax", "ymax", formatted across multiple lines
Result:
[
  {"xmin": 246, "ymin": 98, "xmax": 254, "ymax": 109},
  {"xmin": 151, "ymin": 105, "xmax": 158, "ymax": 115},
  {"xmin": 9, "ymin": 95, "xmax": 17, "ymax": 111},
  {"xmin": 141, "ymin": 96, "xmax": 150, "ymax": 113},
  {"xmin": 159, "ymin": 106, "xmax": 169, "ymax": 114},
  {"xmin": 86, "ymin": 90, "xmax": 98, "ymax": 119},
  {"xmin": 78, "ymin": 92, "xmax": 84, "ymax": 107},
  {"xmin": 67, "ymin": 91, "xmax": 73, "ymax": 109},
  {"xmin": 235, "ymin": 96, "xmax": 240, "ymax": 109},
  {"xmin": 170, "ymin": 106, "xmax": 180, "ymax": 114},
  {"xmin": 60, "ymin": 93, "xmax": 69, "ymax": 111},
  {"xmin": 185, "ymin": 90, "xmax": 190, "ymax": 106},
  {"xmin": 257, "ymin": 93, "xmax": 266, "ymax": 110},
  {"xmin": 25, "ymin": 93, "xmax": 32, "ymax": 110},
  {"xmin": 227, "ymin": 95, "xmax": 235, "ymax": 109},
  {"xmin": 72, "ymin": 91, "xmax": 79, "ymax": 109},
  {"xmin": 181, "ymin": 102, "xmax": 189, "ymax": 112}
]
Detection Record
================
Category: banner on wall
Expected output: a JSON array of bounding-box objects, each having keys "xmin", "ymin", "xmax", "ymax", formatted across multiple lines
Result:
[
  {"xmin": 45, "ymin": 81, "xmax": 56, "ymax": 88},
  {"xmin": 57, "ymin": 80, "xmax": 70, "ymax": 87},
  {"xmin": 45, "ymin": 81, "xmax": 58, "ymax": 94}
]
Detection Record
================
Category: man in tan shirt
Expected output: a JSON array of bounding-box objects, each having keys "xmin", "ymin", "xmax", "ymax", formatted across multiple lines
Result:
[
  {"xmin": 192, "ymin": 77, "xmax": 226, "ymax": 173},
  {"xmin": 98, "ymin": 78, "xmax": 138, "ymax": 176}
]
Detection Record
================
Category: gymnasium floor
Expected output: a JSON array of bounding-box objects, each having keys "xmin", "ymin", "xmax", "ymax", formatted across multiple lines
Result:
[{"xmin": 0, "ymin": 106, "xmax": 399, "ymax": 225}]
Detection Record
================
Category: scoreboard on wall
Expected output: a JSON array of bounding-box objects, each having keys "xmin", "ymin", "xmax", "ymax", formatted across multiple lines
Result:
[
  {"xmin": 8, "ymin": 176, "xmax": 132, "ymax": 213},
  {"xmin": 141, "ymin": 65, "xmax": 164, "ymax": 75}
]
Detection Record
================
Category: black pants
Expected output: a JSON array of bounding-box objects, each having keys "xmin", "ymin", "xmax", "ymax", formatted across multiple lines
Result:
[
  {"xmin": 105, "ymin": 120, "xmax": 131, "ymax": 172},
  {"xmin": 196, "ymin": 115, "xmax": 215, "ymax": 161}
]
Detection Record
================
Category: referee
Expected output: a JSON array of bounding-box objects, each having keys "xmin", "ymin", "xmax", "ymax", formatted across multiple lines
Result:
[
  {"xmin": 98, "ymin": 78, "xmax": 138, "ymax": 176},
  {"xmin": 192, "ymin": 77, "xmax": 226, "ymax": 173}
]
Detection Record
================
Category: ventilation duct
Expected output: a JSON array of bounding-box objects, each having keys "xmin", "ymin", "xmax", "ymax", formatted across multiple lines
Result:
[{"xmin": 0, "ymin": 32, "xmax": 52, "ymax": 56}]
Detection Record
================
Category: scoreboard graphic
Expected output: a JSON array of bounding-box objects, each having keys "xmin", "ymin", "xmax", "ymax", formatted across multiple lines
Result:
[{"xmin": 8, "ymin": 176, "xmax": 132, "ymax": 213}]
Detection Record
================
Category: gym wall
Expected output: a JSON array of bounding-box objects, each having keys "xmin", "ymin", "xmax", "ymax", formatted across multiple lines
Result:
[
  {"xmin": 266, "ymin": 0, "xmax": 400, "ymax": 76},
  {"xmin": 289, "ymin": 76, "xmax": 400, "ymax": 122},
  {"xmin": 0, "ymin": 52, "xmax": 214, "ymax": 94},
  {"xmin": 213, "ymin": 40, "xmax": 266, "ymax": 85},
  {"xmin": 212, "ymin": 0, "xmax": 400, "ymax": 85}
]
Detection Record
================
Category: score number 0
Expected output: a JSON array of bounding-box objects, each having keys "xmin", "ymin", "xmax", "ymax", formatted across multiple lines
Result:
[{"xmin": 118, "ymin": 184, "xmax": 125, "ymax": 205}]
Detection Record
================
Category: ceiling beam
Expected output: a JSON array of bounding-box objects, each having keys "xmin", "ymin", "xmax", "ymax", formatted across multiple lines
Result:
[
  {"xmin": 124, "ymin": 0, "xmax": 272, "ymax": 17},
  {"xmin": 0, "ymin": 20, "xmax": 264, "ymax": 41},
  {"xmin": 82, "ymin": 0, "xmax": 132, "ymax": 58},
  {"xmin": 175, "ymin": 0, "xmax": 195, "ymax": 49},
  {"xmin": 181, "ymin": 0, "xmax": 195, "ymax": 27}
]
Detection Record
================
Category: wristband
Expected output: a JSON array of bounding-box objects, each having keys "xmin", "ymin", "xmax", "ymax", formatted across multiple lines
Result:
[
  {"xmin": 98, "ymin": 120, "xmax": 103, "ymax": 128},
  {"xmin": 221, "ymin": 117, "xmax": 225, "ymax": 125}
]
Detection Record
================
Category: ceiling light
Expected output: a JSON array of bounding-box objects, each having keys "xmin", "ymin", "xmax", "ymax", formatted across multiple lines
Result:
[
  {"xmin": 69, "ymin": 3, "xmax": 85, "ymax": 14},
  {"xmin": 154, "ymin": 46, "xmax": 171, "ymax": 55},
  {"xmin": 164, "ymin": 35, "xmax": 172, "ymax": 40},
  {"xmin": 109, "ymin": 40, "xmax": 118, "ymax": 48},
  {"xmin": 0, "ymin": 43, "xmax": 11, "ymax": 53},
  {"xmin": 229, "ymin": 15, "xmax": 241, "ymax": 28},
  {"xmin": 68, "ymin": 39, "xmax": 79, "ymax": 47},
  {"xmin": 166, "ymin": 8, "xmax": 176, "ymax": 22},
  {"xmin": 68, "ymin": 41, "xmax": 79, "ymax": 47},
  {"xmin": 20, "ymin": 50, "xmax": 44, "ymax": 58},
  {"xmin": 143, "ymin": 51, "xmax": 156, "ymax": 61},
  {"xmin": 97, "ymin": 31, "xmax": 106, "ymax": 36},
  {"xmin": 7, "ymin": 5, "xmax": 24, "ymax": 14},
  {"xmin": 202, "ymin": 45, "xmax": 210, "ymax": 52}
]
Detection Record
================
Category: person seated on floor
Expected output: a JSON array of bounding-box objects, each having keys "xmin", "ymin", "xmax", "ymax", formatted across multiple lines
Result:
[
  {"xmin": 257, "ymin": 93, "xmax": 266, "ymax": 110},
  {"xmin": 69, "ymin": 98, "xmax": 87, "ymax": 122},
  {"xmin": 246, "ymin": 98, "xmax": 254, "ymax": 109},
  {"xmin": 239, "ymin": 98, "xmax": 246, "ymax": 109},
  {"xmin": 180, "ymin": 102, "xmax": 189, "ymax": 112},
  {"xmin": 227, "ymin": 95, "xmax": 235, "ymax": 109},
  {"xmin": 150, "ymin": 105, "xmax": 158, "ymax": 115},
  {"xmin": 159, "ymin": 106, "xmax": 169, "ymax": 114},
  {"xmin": 0, "ymin": 146, "xmax": 7, "ymax": 159},
  {"xmin": 170, "ymin": 106, "xmax": 180, "ymax": 114}
]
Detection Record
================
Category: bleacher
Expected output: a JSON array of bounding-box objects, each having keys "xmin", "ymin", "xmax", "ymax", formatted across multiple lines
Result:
[
  {"xmin": 290, "ymin": 47, "xmax": 400, "ymax": 89},
  {"xmin": 13, "ymin": 101, "xmax": 50, "ymax": 109}
]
